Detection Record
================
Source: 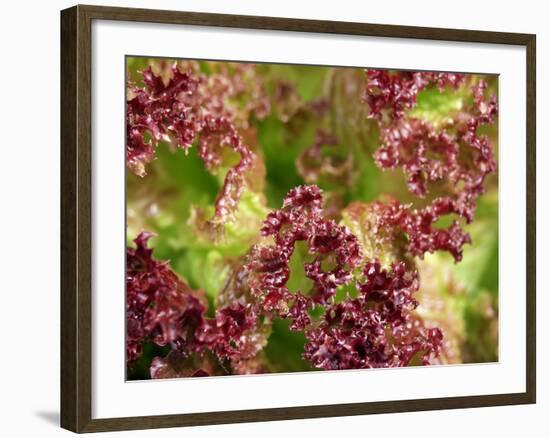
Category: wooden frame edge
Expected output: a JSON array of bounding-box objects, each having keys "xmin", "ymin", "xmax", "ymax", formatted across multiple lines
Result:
[
  {"xmin": 61, "ymin": 5, "xmax": 78, "ymax": 432},
  {"xmin": 525, "ymin": 33, "xmax": 536, "ymax": 405},
  {"xmin": 60, "ymin": 4, "xmax": 536, "ymax": 433},
  {"xmin": 61, "ymin": 5, "xmax": 93, "ymax": 432},
  {"xmin": 79, "ymin": 393, "xmax": 533, "ymax": 433}
]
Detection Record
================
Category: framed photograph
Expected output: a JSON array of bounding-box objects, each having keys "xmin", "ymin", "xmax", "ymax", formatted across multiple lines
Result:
[{"xmin": 60, "ymin": 4, "xmax": 536, "ymax": 433}]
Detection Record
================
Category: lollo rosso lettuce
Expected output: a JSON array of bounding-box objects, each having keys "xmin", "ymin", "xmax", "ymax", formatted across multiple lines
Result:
[{"xmin": 126, "ymin": 60, "xmax": 498, "ymax": 378}]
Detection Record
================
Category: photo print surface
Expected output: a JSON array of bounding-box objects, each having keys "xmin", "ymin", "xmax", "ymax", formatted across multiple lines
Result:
[{"xmin": 125, "ymin": 57, "xmax": 499, "ymax": 380}]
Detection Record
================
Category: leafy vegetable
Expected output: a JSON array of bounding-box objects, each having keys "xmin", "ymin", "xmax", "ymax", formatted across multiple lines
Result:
[{"xmin": 125, "ymin": 59, "xmax": 499, "ymax": 379}]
